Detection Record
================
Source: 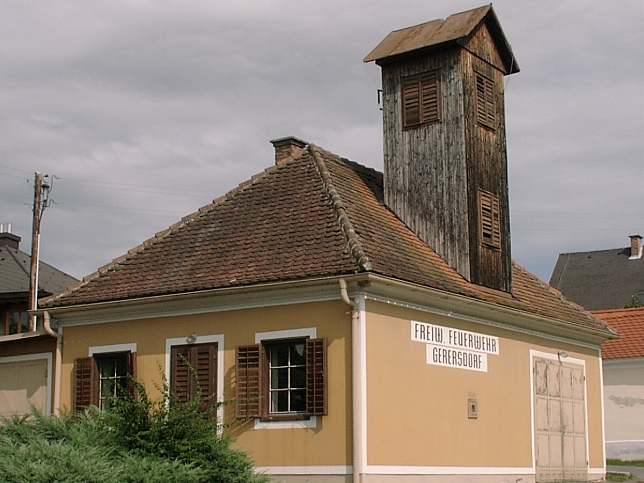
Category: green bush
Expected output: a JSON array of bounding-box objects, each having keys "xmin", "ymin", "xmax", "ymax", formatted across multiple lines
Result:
[{"xmin": 0, "ymin": 380, "xmax": 269, "ymax": 483}]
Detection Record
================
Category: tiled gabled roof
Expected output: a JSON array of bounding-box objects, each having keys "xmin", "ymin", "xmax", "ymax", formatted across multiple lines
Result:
[
  {"xmin": 593, "ymin": 307, "xmax": 644, "ymax": 359},
  {"xmin": 0, "ymin": 245, "xmax": 78, "ymax": 301},
  {"xmin": 41, "ymin": 144, "xmax": 613, "ymax": 337},
  {"xmin": 549, "ymin": 246, "xmax": 644, "ymax": 311}
]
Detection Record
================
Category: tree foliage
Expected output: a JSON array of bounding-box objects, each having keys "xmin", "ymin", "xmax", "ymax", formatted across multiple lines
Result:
[{"xmin": 0, "ymin": 379, "xmax": 269, "ymax": 483}]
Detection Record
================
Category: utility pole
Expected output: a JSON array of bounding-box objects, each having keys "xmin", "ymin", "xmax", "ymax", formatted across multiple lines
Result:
[{"xmin": 28, "ymin": 172, "xmax": 51, "ymax": 331}]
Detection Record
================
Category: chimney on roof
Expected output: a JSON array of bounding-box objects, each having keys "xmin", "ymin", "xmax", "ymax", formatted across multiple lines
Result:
[
  {"xmin": 630, "ymin": 234, "xmax": 643, "ymax": 260},
  {"xmin": 364, "ymin": 5, "xmax": 519, "ymax": 293},
  {"xmin": 0, "ymin": 224, "xmax": 20, "ymax": 249},
  {"xmin": 270, "ymin": 136, "xmax": 308, "ymax": 166}
]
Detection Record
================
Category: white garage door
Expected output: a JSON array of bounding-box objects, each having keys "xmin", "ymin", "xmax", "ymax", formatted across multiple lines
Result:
[
  {"xmin": 534, "ymin": 356, "xmax": 588, "ymax": 482},
  {"xmin": 0, "ymin": 357, "xmax": 49, "ymax": 417}
]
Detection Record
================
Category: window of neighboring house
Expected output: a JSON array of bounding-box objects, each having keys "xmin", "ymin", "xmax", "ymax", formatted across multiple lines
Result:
[
  {"xmin": 236, "ymin": 337, "xmax": 327, "ymax": 421},
  {"xmin": 1, "ymin": 306, "xmax": 30, "ymax": 336},
  {"xmin": 478, "ymin": 189, "xmax": 502, "ymax": 250},
  {"xmin": 170, "ymin": 343, "xmax": 217, "ymax": 413},
  {"xmin": 401, "ymin": 70, "xmax": 441, "ymax": 129},
  {"xmin": 475, "ymin": 72, "xmax": 496, "ymax": 129},
  {"xmin": 73, "ymin": 351, "xmax": 136, "ymax": 412}
]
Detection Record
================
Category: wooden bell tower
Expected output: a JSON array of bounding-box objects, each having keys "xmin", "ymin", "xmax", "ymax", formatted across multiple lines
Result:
[{"xmin": 365, "ymin": 5, "xmax": 519, "ymax": 292}]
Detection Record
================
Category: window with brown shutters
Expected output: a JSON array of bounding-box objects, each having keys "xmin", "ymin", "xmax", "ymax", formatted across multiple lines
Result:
[
  {"xmin": 475, "ymin": 72, "xmax": 496, "ymax": 129},
  {"xmin": 73, "ymin": 351, "xmax": 136, "ymax": 412},
  {"xmin": 170, "ymin": 342, "xmax": 217, "ymax": 413},
  {"xmin": 478, "ymin": 189, "xmax": 502, "ymax": 250},
  {"xmin": 235, "ymin": 337, "xmax": 327, "ymax": 421},
  {"xmin": 402, "ymin": 71, "xmax": 441, "ymax": 129}
]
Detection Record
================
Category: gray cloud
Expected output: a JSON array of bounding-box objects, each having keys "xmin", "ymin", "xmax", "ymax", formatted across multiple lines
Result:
[{"xmin": 1, "ymin": 0, "xmax": 642, "ymax": 284}]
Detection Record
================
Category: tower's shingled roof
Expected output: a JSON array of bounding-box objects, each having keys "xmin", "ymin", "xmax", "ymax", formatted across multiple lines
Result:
[{"xmin": 41, "ymin": 144, "xmax": 613, "ymax": 337}]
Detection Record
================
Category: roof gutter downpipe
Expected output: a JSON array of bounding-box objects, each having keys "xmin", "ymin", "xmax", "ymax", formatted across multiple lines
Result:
[
  {"xmin": 340, "ymin": 279, "xmax": 365, "ymax": 483},
  {"xmin": 42, "ymin": 310, "xmax": 62, "ymax": 415}
]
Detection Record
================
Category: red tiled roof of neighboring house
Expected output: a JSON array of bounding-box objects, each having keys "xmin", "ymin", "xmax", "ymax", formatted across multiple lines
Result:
[
  {"xmin": 593, "ymin": 307, "xmax": 644, "ymax": 359},
  {"xmin": 41, "ymin": 144, "xmax": 614, "ymax": 337}
]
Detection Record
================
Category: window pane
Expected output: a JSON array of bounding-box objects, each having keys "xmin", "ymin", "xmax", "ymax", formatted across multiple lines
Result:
[
  {"xmin": 291, "ymin": 343, "xmax": 306, "ymax": 365},
  {"xmin": 271, "ymin": 390, "xmax": 288, "ymax": 413},
  {"xmin": 102, "ymin": 379, "xmax": 114, "ymax": 398},
  {"xmin": 290, "ymin": 390, "xmax": 306, "ymax": 412},
  {"xmin": 115, "ymin": 356, "xmax": 128, "ymax": 376},
  {"xmin": 270, "ymin": 345, "xmax": 289, "ymax": 367},
  {"xmin": 100, "ymin": 358, "xmax": 116, "ymax": 378},
  {"xmin": 271, "ymin": 368, "xmax": 288, "ymax": 389},
  {"xmin": 8, "ymin": 313, "xmax": 19, "ymax": 334},
  {"xmin": 291, "ymin": 366, "xmax": 306, "ymax": 389},
  {"xmin": 20, "ymin": 313, "xmax": 29, "ymax": 332}
]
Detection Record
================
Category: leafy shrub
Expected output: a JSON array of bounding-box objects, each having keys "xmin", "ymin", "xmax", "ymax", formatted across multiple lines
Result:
[{"xmin": 0, "ymin": 379, "xmax": 269, "ymax": 483}]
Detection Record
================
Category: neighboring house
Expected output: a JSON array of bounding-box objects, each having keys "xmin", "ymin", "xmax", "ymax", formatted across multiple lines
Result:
[
  {"xmin": 549, "ymin": 235, "xmax": 644, "ymax": 311},
  {"xmin": 0, "ymin": 229, "xmax": 78, "ymax": 417},
  {"xmin": 37, "ymin": 6, "xmax": 616, "ymax": 483},
  {"xmin": 593, "ymin": 307, "xmax": 644, "ymax": 461}
]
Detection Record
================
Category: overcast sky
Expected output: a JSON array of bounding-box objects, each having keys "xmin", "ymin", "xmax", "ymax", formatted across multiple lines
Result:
[{"xmin": 1, "ymin": 0, "xmax": 642, "ymax": 286}]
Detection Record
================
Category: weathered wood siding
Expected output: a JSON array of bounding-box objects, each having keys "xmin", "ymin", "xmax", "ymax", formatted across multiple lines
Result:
[
  {"xmin": 381, "ymin": 48, "xmax": 471, "ymax": 281},
  {"xmin": 462, "ymin": 39, "xmax": 512, "ymax": 292}
]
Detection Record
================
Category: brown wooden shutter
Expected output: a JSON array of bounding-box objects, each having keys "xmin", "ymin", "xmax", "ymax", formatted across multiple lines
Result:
[
  {"xmin": 171, "ymin": 345, "xmax": 191, "ymax": 404},
  {"xmin": 126, "ymin": 351, "xmax": 137, "ymax": 399},
  {"xmin": 171, "ymin": 343, "xmax": 217, "ymax": 411},
  {"xmin": 236, "ymin": 344, "xmax": 263, "ymax": 419},
  {"xmin": 420, "ymin": 72, "xmax": 440, "ymax": 124},
  {"xmin": 194, "ymin": 343, "xmax": 217, "ymax": 411},
  {"xmin": 402, "ymin": 71, "xmax": 441, "ymax": 129},
  {"xmin": 306, "ymin": 338, "xmax": 327, "ymax": 416},
  {"xmin": 476, "ymin": 73, "xmax": 496, "ymax": 129},
  {"xmin": 479, "ymin": 190, "xmax": 501, "ymax": 249},
  {"xmin": 402, "ymin": 76, "xmax": 421, "ymax": 128},
  {"xmin": 73, "ymin": 357, "xmax": 98, "ymax": 412}
]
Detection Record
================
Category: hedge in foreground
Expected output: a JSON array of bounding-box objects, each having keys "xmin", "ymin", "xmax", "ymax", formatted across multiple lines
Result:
[{"xmin": 0, "ymin": 381, "xmax": 269, "ymax": 483}]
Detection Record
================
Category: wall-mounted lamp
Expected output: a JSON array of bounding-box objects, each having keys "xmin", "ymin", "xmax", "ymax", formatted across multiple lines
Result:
[
  {"xmin": 186, "ymin": 333, "xmax": 197, "ymax": 344},
  {"xmin": 558, "ymin": 350, "xmax": 568, "ymax": 359}
]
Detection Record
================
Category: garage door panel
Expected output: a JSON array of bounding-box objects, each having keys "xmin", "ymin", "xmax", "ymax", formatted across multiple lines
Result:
[{"xmin": 0, "ymin": 358, "xmax": 48, "ymax": 417}]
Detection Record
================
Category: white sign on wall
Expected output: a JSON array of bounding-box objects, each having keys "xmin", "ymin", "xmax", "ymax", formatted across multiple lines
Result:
[{"xmin": 411, "ymin": 320, "xmax": 499, "ymax": 372}]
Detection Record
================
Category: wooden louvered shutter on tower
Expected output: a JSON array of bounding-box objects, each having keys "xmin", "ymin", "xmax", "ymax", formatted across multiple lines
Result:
[
  {"xmin": 476, "ymin": 72, "xmax": 496, "ymax": 129},
  {"xmin": 479, "ymin": 189, "xmax": 501, "ymax": 249},
  {"xmin": 420, "ymin": 71, "xmax": 440, "ymax": 124},
  {"xmin": 402, "ymin": 71, "xmax": 441, "ymax": 129},
  {"xmin": 306, "ymin": 338, "xmax": 327, "ymax": 416},
  {"xmin": 402, "ymin": 76, "xmax": 421, "ymax": 128},
  {"xmin": 74, "ymin": 357, "xmax": 98, "ymax": 412},
  {"xmin": 236, "ymin": 344, "xmax": 263, "ymax": 419}
]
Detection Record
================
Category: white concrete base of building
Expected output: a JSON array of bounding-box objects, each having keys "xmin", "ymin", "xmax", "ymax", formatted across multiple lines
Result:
[{"xmin": 606, "ymin": 440, "xmax": 644, "ymax": 461}]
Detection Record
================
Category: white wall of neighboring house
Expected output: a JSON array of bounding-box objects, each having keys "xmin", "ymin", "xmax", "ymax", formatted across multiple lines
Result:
[{"xmin": 603, "ymin": 357, "xmax": 644, "ymax": 460}]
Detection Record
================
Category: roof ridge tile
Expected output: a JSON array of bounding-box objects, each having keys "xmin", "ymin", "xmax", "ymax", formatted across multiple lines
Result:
[{"xmin": 309, "ymin": 144, "xmax": 373, "ymax": 272}]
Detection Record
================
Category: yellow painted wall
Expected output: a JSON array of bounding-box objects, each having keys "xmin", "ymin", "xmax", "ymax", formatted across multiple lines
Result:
[
  {"xmin": 59, "ymin": 300, "xmax": 352, "ymax": 468},
  {"xmin": 364, "ymin": 299, "xmax": 605, "ymax": 469}
]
